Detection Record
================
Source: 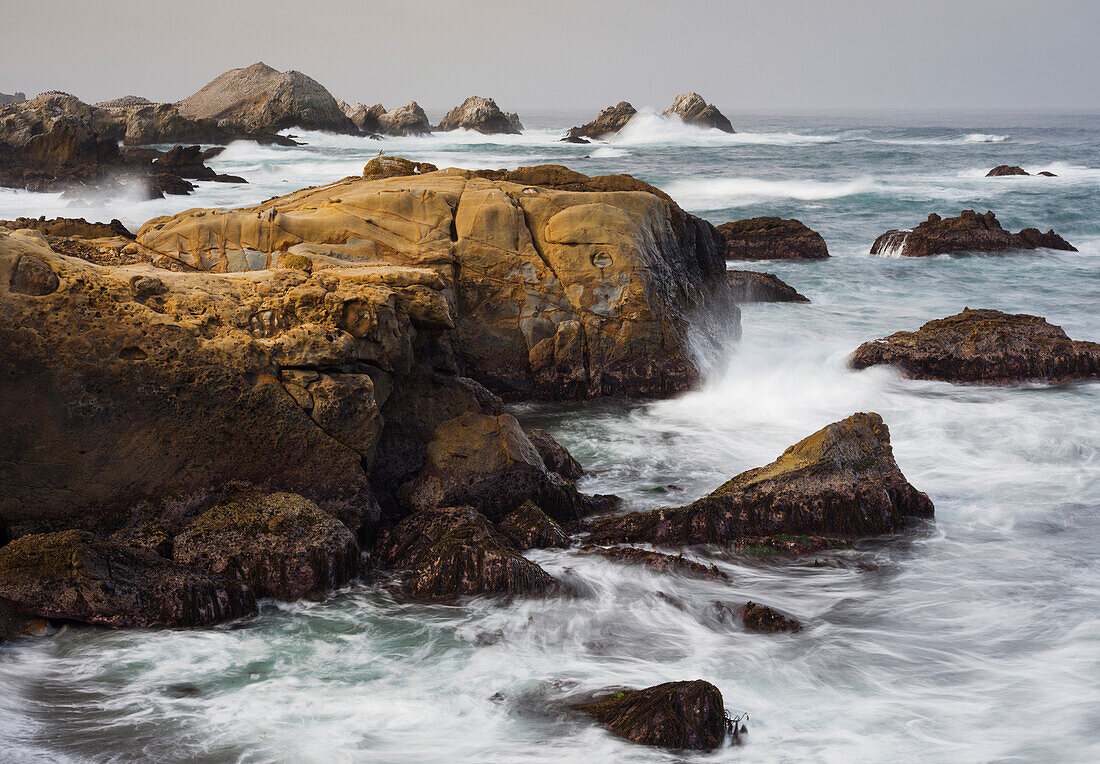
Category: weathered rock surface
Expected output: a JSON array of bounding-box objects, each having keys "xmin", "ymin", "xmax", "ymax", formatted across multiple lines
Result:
[
  {"xmin": 134, "ymin": 164, "xmax": 734, "ymax": 400},
  {"xmin": 437, "ymin": 96, "xmax": 522, "ymax": 134},
  {"xmin": 662, "ymin": 92, "xmax": 734, "ymax": 133},
  {"xmin": 375, "ymin": 506, "xmax": 556, "ymax": 598},
  {"xmin": 716, "ymin": 217, "xmax": 829, "ymax": 260},
  {"xmin": 586, "ymin": 546, "xmax": 728, "ymax": 580},
  {"xmin": 0, "ymin": 530, "xmax": 255, "ymax": 627},
  {"xmin": 740, "ymin": 601, "xmax": 801, "ymax": 633},
  {"xmin": 527, "ymin": 428, "xmax": 585, "ymax": 481},
  {"xmin": 152, "ymin": 145, "xmax": 245, "ymax": 183},
  {"xmin": 0, "ymin": 216, "xmax": 132, "ymax": 239},
  {"xmin": 726, "ymin": 270, "xmax": 809, "ymax": 303},
  {"xmin": 590, "ymin": 413, "xmax": 933, "ymax": 546},
  {"xmin": 177, "ymin": 62, "xmax": 357, "ymax": 135},
  {"xmin": 361, "ymin": 156, "xmax": 438, "ymax": 180},
  {"xmin": 564, "ymin": 102, "xmax": 637, "ymax": 141},
  {"xmin": 173, "ymin": 491, "xmax": 359, "ymax": 601},
  {"xmin": 849, "ymin": 308, "xmax": 1100, "ymax": 384},
  {"xmin": 0, "ymin": 230, "xmax": 485, "ymax": 535},
  {"xmin": 400, "ymin": 412, "xmax": 585, "ymax": 523},
  {"xmin": 870, "ymin": 210, "xmax": 1076, "ymax": 257},
  {"xmin": 575, "ymin": 680, "xmax": 730, "ymax": 751},
  {"xmin": 497, "ymin": 501, "xmax": 569, "ymax": 550},
  {"xmin": 378, "ymin": 101, "xmax": 432, "ymax": 136},
  {"xmin": 0, "ymin": 92, "xmax": 26, "ymax": 107},
  {"xmin": 986, "ymin": 165, "xmax": 1029, "ymax": 177}
]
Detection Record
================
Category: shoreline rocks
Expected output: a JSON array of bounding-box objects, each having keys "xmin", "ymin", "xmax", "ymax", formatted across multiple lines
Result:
[
  {"xmin": 437, "ymin": 96, "xmax": 522, "ymax": 134},
  {"xmin": 590, "ymin": 412, "xmax": 933, "ymax": 547},
  {"xmin": 575, "ymin": 680, "xmax": 731, "ymax": 751},
  {"xmin": 663, "ymin": 92, "xmax": 734, "ymax": 133},
  {"xmin": 716, "ymin": 217, "xmax": 829, "ymax": 260},
  {"xmin": 740, "ymin": 601, "xmax": 802, "ymax": 633},
  {"xmin": 986, "ymin": 165, "xmax": 1057, "ymax": 177},
  {"xmin": 870, "ymin": 210, "xmax": 1076, "ymax": 257},
  {"xmin": 726, "ymin": 270, "xmax": 809, "ymax": 303},
  {"xmin": 849, "ymin": 308, "xmax": 1100, "ymax": 384}
]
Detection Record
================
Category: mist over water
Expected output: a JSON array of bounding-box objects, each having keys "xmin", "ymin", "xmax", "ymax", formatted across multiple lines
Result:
[{"xmin": 1, "ymin": 110, "xmax": 1098, "ymax": 762}]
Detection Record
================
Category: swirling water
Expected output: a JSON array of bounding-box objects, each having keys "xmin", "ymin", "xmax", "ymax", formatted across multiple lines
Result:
[{"xmin": 1, "ymin": 110, "xmax": 1099, "ymax": 763}]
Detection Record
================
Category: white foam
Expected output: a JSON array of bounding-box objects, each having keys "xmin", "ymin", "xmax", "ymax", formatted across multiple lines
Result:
[
  {"xmin": 963, "ymin": 133, "xmax": 1010, "ymax": 143},
  {"xmin": 661, "ymin": 176, "xmax": 878, "ymax": 210}
]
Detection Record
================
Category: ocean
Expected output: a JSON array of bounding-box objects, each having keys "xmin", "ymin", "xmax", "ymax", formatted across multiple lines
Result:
[{"xmin": 1, "ymin": 108, "xmax": 1098, "ymax": 763}]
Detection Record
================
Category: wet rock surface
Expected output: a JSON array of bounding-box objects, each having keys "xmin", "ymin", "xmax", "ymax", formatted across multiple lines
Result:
[
  {"xmin": 585, "ymin": 546, "xmax": 728, "ymax": 580},
  {"xmin": 498, "ymin": 501, "xmax": 569, "ymax": 550},
  {"xmin": 575, "ymin": 680, "xmax": 731, "ymax": 751},
  {"xmin": 590, "ymin": 412, "xmax": 933, "ymax": 546},
  {"xmin": 726, "ymin": 270, "xmax": 809, "ymax": 303},
  {"xmin": 850, "ymin": 308, "xmax": 1100, "ymax": 384},
  {"xmin": 0, "ymin": 530, "xmax": 255, "ymax": 628},
  {"xmin": 563, "ymin": 102, "xmax": 637, "ymax": 141},
  {"xmin": 717, "ymin": 217, "xmax": 829, "ymax": 260},
  {"xmin": 870, "ymin": 210, "xmax": 1076, "ymax": 257},
  {"xmin": 527, "ymin": 428, "xmax": 585, "ymax": 481},
  {"xmin": 740, "ymin": 601, "xmax": 802, "ymax": 632},
  {"xmin": 663, "ymin": 92, "xmax": 735, "ymax": 133}
]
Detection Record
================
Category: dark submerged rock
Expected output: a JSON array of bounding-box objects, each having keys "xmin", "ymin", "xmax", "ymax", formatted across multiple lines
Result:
[
  {"xmin": 716, "ymin": 217, "xmax": 829, "ymax": 261},
  {"xmin": 527, "ymin": 428, "xmax": 584, "ymax": 481},
  {"xmin": 869, "ymin": 210, "xmax": 1076, "ymax": 257},
  {"xmin": 172, "ymin": 491, "xmax": 359, "ymax": 601},
  {"xmin": 0, "ymin": 530, "xmax": 255, "ymax": 628},
  {"xmin": 576, "ymin": 680, "xmax": 731, "ymax": 751},
  {"xmin": 726, "ymin": 270, "xmax": 809, "ymax": 303},
  {"xmin": 740, "ymin": 601, "xmax": 802, "ymax": 633},
  {"xmin": 375, "ymin": 506, "xmax": 556, "ymax": 599},
  {"xmin": 849, "ymin": 308, "xmax": 1100, "ymax": 384},
  {"xmin": 586, "ymin": 546, "xmax": 728, "ymax": 580},
  {"xmin": 590, "ymin": 412, "xmax": 933, "ymax": 546}
]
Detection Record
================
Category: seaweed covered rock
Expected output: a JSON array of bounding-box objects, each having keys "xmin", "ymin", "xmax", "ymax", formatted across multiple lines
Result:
[
  {"xmin": 375, "ymin": 506, "xmax": 556, "ymax": 598},
  {"xmin": 563, "ymin": 102, "xmax": 636, "ymax": 141},
  {"xmin": 849, "ymin": 308, "xmax": 1100, "ymax": 384},
  {"xmin": 590, "ymin": 413, "xmax": 933, "ymax": 546},
  {"xmin": 437, "ymin": 96, "xmax": 522, "ymax": 135},
  {"xmin": 0, "ymin": 530, "xmax": 255, "ymax": 627},
  {"xmin": 870, "ymin": 210, "xmax": 1076, "ymax": 257},
  {"xmin": 726, "ymin": 270, "xmax": 809, "ymax": 303},
  {"xmin": 716, "ymin": 217, "xmax": 829, "ymax": 260},
  {"xmin": 740, "ymin": 601, "xmax": 802, "ymax": 633},
  {"xmin": 662, "ymin": 92, "xmax": 734, "ymax": 133},
  {"xmin": 527, "ymin": 428, "xmax": 584, "ymax": 481},
  {"xmin": 401, "ymin": 412, "xmax": 585, "ymax": 523},
  {"xmin": 173, "ymin": 492, "xmax": 359, "ymax": 601},
  {"xmin": 587, "ymin": 546, "xmax": 728, "ymax": 581},
  {"xmin": 576, "ymin": 680, "xmax": 730, "ymax": 751},
  {"xmin": 497, "ymin": 501, "xmax": 569, "ymax": 550}
]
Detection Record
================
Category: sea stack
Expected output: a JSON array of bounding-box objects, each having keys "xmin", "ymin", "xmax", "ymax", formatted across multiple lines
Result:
[{"xmin": 663, "ymin": 92, "xmax": 735, "ymax": 132}]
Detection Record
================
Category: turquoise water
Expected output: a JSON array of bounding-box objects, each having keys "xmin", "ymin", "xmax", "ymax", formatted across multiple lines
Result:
[{"xmin": 1, "ymin": 111, "xmax": 1098, "ymax": 762}]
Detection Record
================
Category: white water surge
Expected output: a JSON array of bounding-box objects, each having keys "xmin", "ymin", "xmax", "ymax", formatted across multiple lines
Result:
[{"xmin": 1, "ymin": 111, "xmax": 1099, "ymax": 762}]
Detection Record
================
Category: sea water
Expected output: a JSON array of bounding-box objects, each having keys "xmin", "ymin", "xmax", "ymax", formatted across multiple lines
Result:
[{"xmin": 1, "ymin": 109, "xmax": 1098, "ymax": 763}]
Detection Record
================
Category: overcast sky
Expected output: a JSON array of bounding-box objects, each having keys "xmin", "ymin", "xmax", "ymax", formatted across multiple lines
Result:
[{"xmin": 4, "ymin": 0, "xmax": 1098, "ymax": 114}]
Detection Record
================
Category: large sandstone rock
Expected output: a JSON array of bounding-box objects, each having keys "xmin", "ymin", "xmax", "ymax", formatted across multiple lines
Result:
[
  {"xmin": 870, "ymin": 210, "xmax": 1076, "ymax": 257},
  {"xmin": 0, "ymin": 230, "xmax": 480, "ymax": 535},
  {"xmin": 563, "ymin": 102, "xmax": 636, "ymax": 141},
  {"xmin": 591, "ymin": 413, "xmax": 933, "ymax": 546},
  {"xmin": 726, "ymin": 270, "xmax": 809, "ymax": 303},
  {"xmin": 374, "ymin": 506, "xmax": 556, "ymax": 599},
  {"xmin": 716, "ymin": 217, "xmax": 829, "ymax": 260},
  {"xmin": 133, "ymin": 164, "xmax": 734, "ymax": 400},
  {"xmin": 173, "ymin": 491, "xmax": 359, "ymax": 601},
  {"xmin": 400, "ymin": 412, "xmax": 585, "ymax": 523},
  {"xmin": 177, "ymin": 62, "xmax": 357, "ymax": 134},
  {"xmin": 662, "ymin": 92, "xmax": 735, "ymax": 133},
  {"xmin": 850, "ymin": 308, "xmax": 1100, "ymax": 384},
  {"xmin": 437, "ymin": 96, "xmax": 522, "ymax": 134},
  {"xmin": 575, "ymin": 680, "xmax": 731, "ymax": 751},
  {"xmin": 0, "ymin": 530, "xmax": 255, "ymax": 628}
]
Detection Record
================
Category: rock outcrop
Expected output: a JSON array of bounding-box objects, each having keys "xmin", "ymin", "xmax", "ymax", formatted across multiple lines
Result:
[
  {"xmin": 437, "ymin": 96, "xmax": 522, "ymax": 135},
  {"xmin": 374, "ymin": 506, "xmax": 557, "ymax": 599},
  {"xmin": 590, "ymin": 413, "xmax": 933, "ymax": 546},
  {"xmin": 870, "ymin": 211, "xmax": 1076, "ymax": 257},
  {"xmin": 0, "ymin": 530, "xmax": 255, "ymax": 628},
  {"xmin": 400, "ymin": 412, "xmax": 585, "ymax": 523},
  {"xmin": 740, "ymin": 601, "xmax": 801, "ymax": 633},
  {"xmin": 497, "ymin": 501, "xmax": 569, "ymax": 550},
  {"xmin": 726, "ymin": 270, "xmax": 809, "ymax": 303},
  {"xmin": 0, "ymin": 91, "xmax": 26, "ymax": 106},
  {"xmin": 716, "ymin": 217, "xmax": 829, "ymax": 260},
  {"xmin": 0, "ymin": 216, "xmax": 132, "ymax": 239},
  {"xmin": 563, "ymin": 102, "xmax": 637, "ymax": 142},
  {"xmin": 586, "ymin": 546, "xmax": 728, "ymax": 580},
  {"xmin": 662, "ymin": 92, "xmax": 735, "ymax": 133},
  {"xmin": 0, "ymin": 229, "xmax": 491, "ymax": 536},
  {"xmin": 849, "ymin": 308, "xmax": 1100, "ymax": 384},
  {"xmin": 575, "ymin": 680, "xmax": 731, "ymax": 751},
  {"xmin": 172, "ymin": 491, "xmax": 360, "ymax": 601},
  {"xmin": 177, "ymin": 62, "xmax": 357, "ymax": 135},
  {"xmin": 527, "ymin": 428, "xmax": 585, "ymax": 481},
  {"xmin": 378, "ymin": 102, "xmax": 432, "ymax": 136},
  {"xmin": 152, "ymin": 144, "xmax": 246, "ymax": 183},
  {"xmin": 133, "ymin": 164, "xmax": 734, "ymax": 400},
  {"xmin": 360, "ymin": 156, "xmax": 437, "ymax": 180},
  {"xmin": 986, "ymin": 165, "xmax": 1029, "ymax": 177}
]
